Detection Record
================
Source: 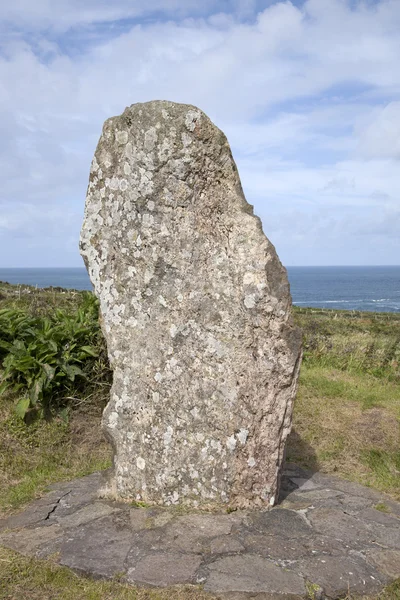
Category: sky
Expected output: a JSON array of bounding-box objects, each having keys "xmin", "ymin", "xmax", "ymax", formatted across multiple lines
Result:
[{"xmin": 0, "ymin": 0, "xmax": 399, "ymax": 267}]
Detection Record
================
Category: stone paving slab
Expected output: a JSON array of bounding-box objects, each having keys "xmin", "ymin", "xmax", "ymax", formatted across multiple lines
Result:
[{"xmin": 1, "ymin": 464, "xmax": 399, "ymax": 599}]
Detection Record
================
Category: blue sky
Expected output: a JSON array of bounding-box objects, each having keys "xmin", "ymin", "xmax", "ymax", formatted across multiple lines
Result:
[{"xmin": 0, "ymin": 0, "xmax": 399, "ymax": 267}]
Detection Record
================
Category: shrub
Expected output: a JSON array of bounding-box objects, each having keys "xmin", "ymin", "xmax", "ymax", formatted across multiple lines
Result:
[{"xmin": 0, "ymin": 293, "xmax": 109, "ymax": 419}]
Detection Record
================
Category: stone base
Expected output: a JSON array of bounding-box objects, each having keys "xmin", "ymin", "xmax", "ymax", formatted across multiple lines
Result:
[{"xmin": 1, "ymin": 465, "xmax": 400, "ymax": 599}]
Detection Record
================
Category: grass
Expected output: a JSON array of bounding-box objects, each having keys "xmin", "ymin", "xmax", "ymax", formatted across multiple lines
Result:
[
  {"xmin": 0, "ymin": 397, "xmax": 111, "ymax": 512},
  {"xmin": 294, "ymin": 306, "xmax": 400, "ymax": 380},
  {"xmin": 0, "ymin": 548, "xmax": 212, "ymax": 600},
  {"xmin": 0, "ymin": 280, "xmax": 87, "ymax": 314},
  {"xmin": 354, "ymin": 580, "xmax": 400, "ymax": 600},
  {"xmin": 287, "ymin": 307, "xmax": 400, "ymax": 501},
  {"xmin": 0, "ymin": 286, "xmax": 399, "ymax": 598}
]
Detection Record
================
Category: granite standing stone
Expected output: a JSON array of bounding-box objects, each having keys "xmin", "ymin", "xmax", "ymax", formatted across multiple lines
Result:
[{"xmin": 80, "ymin": 100, "xmax": 302, "ymax": 508}]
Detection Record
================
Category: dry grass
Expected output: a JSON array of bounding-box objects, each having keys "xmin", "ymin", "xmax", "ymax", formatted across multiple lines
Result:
[
  {"xmin": 287, "ymin": 366, "xmax": 400, "ymax": 499},
  {"xmin": 0, "ymin": 280, "xmax": 86, "ymax": 315},
  {"xmin": 287, "ymin": 308, "xmax": 400, "ymax": 501},
  {"xmin": 0, "ymin": 399, "xmax": 111, "ymax": 515}
]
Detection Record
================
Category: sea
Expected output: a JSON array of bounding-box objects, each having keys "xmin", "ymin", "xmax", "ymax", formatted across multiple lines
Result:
[{"xmin": 0, "ymin": 266, "xmax": 399, "ymax": 313}]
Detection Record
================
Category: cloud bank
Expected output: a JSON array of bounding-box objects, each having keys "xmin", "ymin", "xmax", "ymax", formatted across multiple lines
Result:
[{"xmin": 0, "ymin": 0, "xmax": 399, "ymax": 266}]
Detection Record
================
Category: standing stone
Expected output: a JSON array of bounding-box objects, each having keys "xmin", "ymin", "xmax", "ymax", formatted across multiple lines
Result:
[{"xmin": 80, "ymin": 101, "xmax": 302, "ymax": 509}]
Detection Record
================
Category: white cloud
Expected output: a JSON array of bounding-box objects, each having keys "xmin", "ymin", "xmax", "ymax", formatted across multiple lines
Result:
[
  {"xmin": 355, "ymin": 101, "xmax": 400, "ymax": 160},
  {"xmin": 0, "ymin": 0, "xmax": 220, "ymax": 32},
  {"xmin": 0, "ymin": 202, "xmax": 81, "ymax": 267},
  {"xmin": 0, "ymin": 0, "xmax": 399, "ymax": 266}
]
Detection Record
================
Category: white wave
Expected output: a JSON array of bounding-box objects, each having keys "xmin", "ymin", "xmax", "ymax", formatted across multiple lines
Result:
[
  {"xmin": 294, "ymin": 299, "xmax": 397, "ymax": 305},
  {"xmin": 293, "ymin": 300, "xmax": 351, "ymax": 304}
]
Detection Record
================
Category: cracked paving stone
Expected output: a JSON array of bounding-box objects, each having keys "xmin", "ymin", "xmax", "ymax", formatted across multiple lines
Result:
[
  {"xmin": 2, "ymin": 468, "xmax": 400, "ymax": 598},
  {"xmin": 334, "ymin": 495, "xmax": 376, "ymax": 514},
  {"xmin": 358, "ymin": 507, "xmax": 400, "ymax": 528},
  {"xmin": 310, "ymin": 474, "xmax": 385, "ymax": 503},
  {"xmin": 204, "ymin": 555, "xmax": 306, "ymax": 595},
  {"xmin": 307, "ymin": 507, "xmax": 377, "ymax": 547},
  {"xmin": 127, "ymin": 552, "xmax": 203, "ymax": 586},
  {"xmin": 370, "ymin": 524, "xmax": 400, "ymax": 550},
  {"xmin": 288, "ymin": 478, "xmax": 322, "ymax": 492},
  {"xmin": 0, "ymin": 471, "xmax": 112, "ymax": 533},
  {"xmin": 129, "ymin": 507, "xmax": 155, "ymax": 531},
  {"xmin": 297, "ymin": 555, "xmax": 388, "ymax": 598},
  {"xmin": 48, "ymin": 471, "xmax": 106, "ymax": 494},
  {"xmin": 248, "ymin": 509, "xmax": 312, "ymax": 538},
  {"xmin": 59, "ymin": 512, "xmax": 132, "ymax": 578},
  {"xmin": 366, "ymin": 550, "xmax": 400, "ymax": 579},
  {"xmin": 143, "ymin": 509, "xmax": 175, "ymax": 529},
  {"xmin": 0, "ymin": 524, "xmax": 63, "ymax": 558},
  {"xmin": 47, "ymin": 471, "xmax": 109, "ymax": 518},
  {"xmin": 0, "ymin": 492, "xmax": 71, "ymax": 532},
  {"xmin": 54, "ymin": 501, "xmax": 121, "ymax": 528},
  {"xmin": 210, "ymin": 535, "xmax": 245, "ymax": 554},
  {"xmin": 162, "ymin": 513, "xmax": 239, "ymax": 554},
  {"xmin": 215, "ymin": 595, "xmax": 305, "ymax": 600},
  {"xmin": 166, "ymin": 512, "xmax": 238, "ymax": 537},
  {"xmin": 243, "ymin": 532, "xmax": 343, "ymax": 561}
]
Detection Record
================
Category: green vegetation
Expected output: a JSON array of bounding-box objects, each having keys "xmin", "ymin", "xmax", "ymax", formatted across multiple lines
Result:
[
  {"xmin": 0, "ymin": 282, "xmax": 112, "ymax": 513},
  {"xmin": 0, "ymin": 400, "xmax": 111, "ymax": 511},
  {"xmin": 296, "ymin": 305, "xmax": 400, "ymax": 379},
  {"xmin": 0, "ymin": 286, "xmax": 110, "ymax": 419},
  {"xmin": 305, "ymin": 580, "xmax": 323, "ymax": 599},
  {"xmin": 0, "ymin": 284, "xmax": 399, "ymax": 599},
  {"xmin": 288, "ymin": 307, "xmax": 400, "ymax": 500}
]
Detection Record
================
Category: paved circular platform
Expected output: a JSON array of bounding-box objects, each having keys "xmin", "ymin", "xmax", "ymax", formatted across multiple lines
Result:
[{"xmin": 1, "ymin": 464, "xmax": 399, "ymax": 599}]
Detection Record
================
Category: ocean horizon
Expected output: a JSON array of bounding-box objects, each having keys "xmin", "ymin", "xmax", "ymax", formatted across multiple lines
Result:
[{"xmin": 0, "ymin": 266, "xmax": 399, "ymax": 313}]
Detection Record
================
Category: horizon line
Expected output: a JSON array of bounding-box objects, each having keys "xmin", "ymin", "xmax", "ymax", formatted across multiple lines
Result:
[{"xmin": 1, "ymin": 265, "xmax": 400, "ymax": 269}]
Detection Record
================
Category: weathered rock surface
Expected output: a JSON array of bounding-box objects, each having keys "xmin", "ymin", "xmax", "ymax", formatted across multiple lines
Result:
[
  {"xmin": 80, "ymin": 100, "xmax": 302, "ymax": 508},
  {"xmin": 1, "ymin": 465, "xmax": 400, "ymax": 599}
]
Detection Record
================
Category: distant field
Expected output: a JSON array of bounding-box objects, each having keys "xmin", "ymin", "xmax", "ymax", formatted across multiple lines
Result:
[
  {"xmin": 0, "ymin": 283, "xmax": 399, "ymax": 599},
  {"xmin": 289, "ymin": 306, "xmax": 400, "ymax": 500}
]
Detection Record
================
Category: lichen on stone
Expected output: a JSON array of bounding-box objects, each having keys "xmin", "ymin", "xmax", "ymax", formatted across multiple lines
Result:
[{"xmin": 80, "ymin": 100, "xmax": 302, "ymax": 509}]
